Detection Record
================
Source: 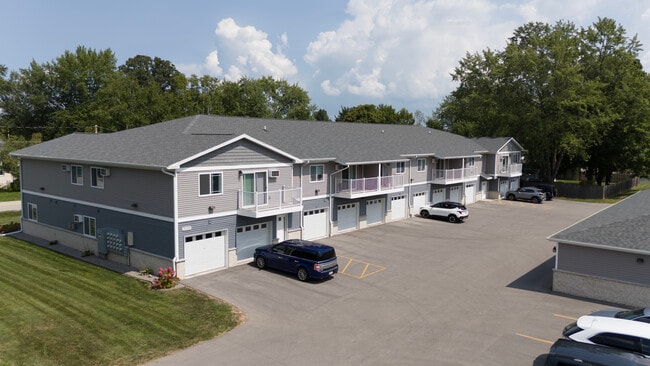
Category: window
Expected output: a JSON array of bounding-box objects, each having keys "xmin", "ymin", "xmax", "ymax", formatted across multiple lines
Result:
[
  {"xmin": 71, "ymin": 165, "xmax": 83, "ymax": 185},
  {"xmin": 91, "ymin": 167, "xmax": 104, "ymax": 188},
  {"xmin": 83, "ymin": 216, "xmax": 96, "ymax": 237},
  {"xmin": 466, "ymin": 157, "xmax": 475, "ymax": 167},
  {"xmin": 310, "ymin": 165, "xmax": 324, "ymax": 182},
  {"xmin": 28, "ymin": 203, "xmax": 38, "ymax": 221},
  {"xmin": 199, "ymin": 173, "xmax": 223, "ymax": 196},
  {"xmin": 417, "ymin": 159, "xmax": 426, "ymax": 172},
  {"xmin": 396, "ymin": 162, "xmax": 405, "ymax": 174}
]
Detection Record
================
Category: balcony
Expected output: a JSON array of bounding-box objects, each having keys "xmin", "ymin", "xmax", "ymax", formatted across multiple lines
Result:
[
  {"xmin": 432, "ymin": 166, "xmax": 479, "ymax": 184},
  {"xmin": 334, "ymin": 175, "xmax": 405, "ymax": 199},
  {"xmin": 238, "ymin": 187, "xmax": 303, "ymax": 218},
  {"xmin": 496, "ymin": 163, "xmax": 523, "ymax": 177}
]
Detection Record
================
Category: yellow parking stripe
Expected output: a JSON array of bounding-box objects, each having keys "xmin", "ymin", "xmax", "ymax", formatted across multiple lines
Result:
[
  {"xmin": 554, "ymin": 314, "xmax": 578, "ymax": 321},
  {"xmin": 516, "ymin": 333, "xmax": 555, "ymax": 345},
  {"xmin": 338, "ymin": 256, "xmax": 385, "ymax": 279}
]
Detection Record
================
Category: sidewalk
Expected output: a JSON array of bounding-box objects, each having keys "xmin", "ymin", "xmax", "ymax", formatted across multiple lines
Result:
[{"xmin": 0, "ymin": 200, "xmax": 21, "ymax": 212}]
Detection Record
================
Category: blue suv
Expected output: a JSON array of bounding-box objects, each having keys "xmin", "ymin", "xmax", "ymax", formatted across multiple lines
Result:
[{"xmin": 254, "ymin": 239, "xmax": 338, "ymax": 281}]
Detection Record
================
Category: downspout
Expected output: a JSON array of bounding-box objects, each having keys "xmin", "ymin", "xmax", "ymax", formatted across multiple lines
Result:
[
  {"xmin": 161, "ymin": 167, "xmax": 179, "ymax": 274},
  {"xmin": 300, "ymin": 162, "xmax": 307, "ymax": 233},
  {"xmin": 329, "ymin": 164, "xmax": 349, "ymax": 233},
  {"xmin": 408, "ymin": 158, "xmax": 413, "ymax": 216}
]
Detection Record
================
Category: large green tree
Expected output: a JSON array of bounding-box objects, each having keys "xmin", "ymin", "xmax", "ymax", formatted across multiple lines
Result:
[
  {"xmin": 336, "ymin": 104, "xmax": 414, "ymax": 124},
  {"xmin": 438, "ymin": 18, "xmax": 649, "ymax": 182}
]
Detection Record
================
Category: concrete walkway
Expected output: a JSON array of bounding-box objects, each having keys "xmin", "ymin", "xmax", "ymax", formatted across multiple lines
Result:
[{"xmin": 0, "ymin": 200, "xmax": 21, "ymax": 212}]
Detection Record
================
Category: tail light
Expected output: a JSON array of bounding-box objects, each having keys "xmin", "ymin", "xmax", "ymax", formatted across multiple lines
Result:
[{"xmin": 314, "ymin": 263, "xmax": 321, "ymax": 271}]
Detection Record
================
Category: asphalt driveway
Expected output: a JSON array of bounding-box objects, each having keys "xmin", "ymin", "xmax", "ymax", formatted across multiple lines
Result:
[{"xmin": 147, "ymin": 199, "xmax": 614, "ymax": 366}]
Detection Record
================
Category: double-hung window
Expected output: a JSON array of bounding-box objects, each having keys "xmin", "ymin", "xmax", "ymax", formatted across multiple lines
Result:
[
  {"xmin": 91, "ymin": 167, "xmax": 104, "ymax": 188},
  {"xmin": 28, "ymin": 203, "xmax": 38, "ymax": 221},
  {"xmin": 83, "ymin": 216, "xmax": 96, "ymax": 237},
  {"xmin": 71, "ymin": 165, "xmax": 83, "ymax": 185},
  {"xmin": 396, "ymin": 162, "xmax": 405, "ymax": 174},
  {"xmin": 417, "ymin": 159, "xmax": 426, "ymax": 172},
  {"xmin": 310, "ymin": 165, "xmax": 324, "ymax": 182},
  {"xmin": 199, "ymin": 173, "xmax": 223, "ymax": 196}
]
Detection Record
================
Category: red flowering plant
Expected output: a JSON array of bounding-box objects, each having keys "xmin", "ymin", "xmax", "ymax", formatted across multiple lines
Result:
[{"xmin": 152, "ymin": 267, "xmax": 179, "ymax": 289}]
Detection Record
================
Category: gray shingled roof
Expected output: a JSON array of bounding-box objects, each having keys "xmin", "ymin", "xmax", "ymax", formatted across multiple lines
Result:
[
  {"xmin": 12, "ymin": 115, "xmax": 487, "ymax": 169},
  {"xmin": 473, "ymin": 137, "xmax": 520, "ymax": 153},
  {"xmin": 548, "ymin": 189, "xmax": 650, "ymax": 253}
]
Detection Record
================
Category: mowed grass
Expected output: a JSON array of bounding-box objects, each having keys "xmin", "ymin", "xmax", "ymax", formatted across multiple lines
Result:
[
  {"xmin": 0, "ymin": 190, "xmax": 20, "ymax": 202},
  {"xmin": 0, "ymin": 237, "xmax": 241, "ymax": 366}
]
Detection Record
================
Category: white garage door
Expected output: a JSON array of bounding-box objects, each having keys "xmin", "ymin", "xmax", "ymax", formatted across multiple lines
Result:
[
  {"xmin": 184, "ymin": 231, "xmax": 226, "ymax": 277},
  {"xmin": 366, "ymin": 199, "xmax": 384, "ymax": 225},
  {"xmin": 236, "ymin": 222, "xmax": 271, "ymax": 260},
  {"xmin": 303, "ymin": 208, "xmax": 328, "ymax": 240},
  {"xmin": 391, "ymin": 195, "xmax": 406, "ymax": 220},
  {"xmin": 450, "ymin": 186, "xmax": 461, "ymax": 202},
  {"xmin": 412, "ymin": 192, "xmax": 427, "ymax": 215},
  {"xmin": 337, "ymin": 203, "xmax": 358, "ymax": 232},
  {"xmin": 432, "ymin": 188, "xmax": 445, "ymax": 204},
  {"xmin": 465, "ymin": 183, "xmax": 476, "ymax": 204},
  {"xmin": 509, "ymin": 178, "xmax": 520, "ymax": 190},
  {"xmin": 499, "ymin": 180, "xmax": 509, "ymax": 197}
]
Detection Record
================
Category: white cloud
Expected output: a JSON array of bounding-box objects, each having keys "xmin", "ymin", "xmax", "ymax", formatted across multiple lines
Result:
[
  {"xmin": 213, "ymin": 18, "xmax": 298, "ymax": 81},
  {"xmin": 321, "ymin": 80, "xmax": 341, "ymax": 96},
  {"xmin": 204, "ymin": 51, "xmax": 223, "ymax": 76}
]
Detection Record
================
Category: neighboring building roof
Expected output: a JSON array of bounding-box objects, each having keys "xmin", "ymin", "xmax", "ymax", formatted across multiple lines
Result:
[
  {"xmin": 547, "ymin": 189, "xmax": 650, "ymax": 253},
  {"xmin": 12, "ymin": 115, "xmax": 489, "ymax": 169},
  {"xmin": 473, "ymin": 137, "xmax": 524, "ymax": 153}
]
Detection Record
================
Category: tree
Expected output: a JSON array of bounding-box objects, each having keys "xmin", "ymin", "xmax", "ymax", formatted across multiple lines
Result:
[
  {"xmin": 335, "ymin": 104, "xmax": 414, "ymax": 124},
  {"xmin": 0, "ymin": 133, "xmax": 42, "ymax": 184},
  {"xmin": 438, "ymin": 19, "xmax": 650, "ymax": 182},
  {"xmin": 312, "ymin": 109, "xmax": 331, "ymax": 121}
]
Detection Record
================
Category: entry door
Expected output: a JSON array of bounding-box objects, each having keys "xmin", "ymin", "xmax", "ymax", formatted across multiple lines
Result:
[
  {"xmin": 276, "ymin": 215, "xmax": 286, "ymax": 242},
  {"xmin": 243, "ymin": 172, "xmax": 267, "ymax": 206}
]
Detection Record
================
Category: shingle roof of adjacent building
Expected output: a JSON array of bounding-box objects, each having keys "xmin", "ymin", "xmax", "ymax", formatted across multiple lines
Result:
[
  {"xmin": 547, "ymin": 189, "xmax": 650, "ymax": 253},
  {"xmin": 473, "ymin": 137, "xmax": 523, "ymax": 153},
  {"xmin": 12, "ymin": 115, "xmax": 489, "ymax": 169}
]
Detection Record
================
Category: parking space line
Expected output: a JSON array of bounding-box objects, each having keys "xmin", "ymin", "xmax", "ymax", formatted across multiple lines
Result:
[
  {"xmin": 516, "ymin": 333, "xmax": 555, "ymax": 345},
  {"xmin": 338, "ymin": 256, "xmax": 385, "ymax": 279},
  {"xmin": 553, "ymin": 314, "xmax": 578, "ymax": 321}
]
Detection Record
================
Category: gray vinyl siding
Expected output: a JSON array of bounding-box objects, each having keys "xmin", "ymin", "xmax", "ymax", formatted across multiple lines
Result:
[
  {"xmin": 22, "ymin": 193, "xmax": 174, "ymax": 258},
  {"xmin": 501, "ymin": 140, "xmax": 521, "ymax": 152},
  {"xmin": 483, "ymin": 155, "xmax": 496, "ymax": 174},
  {"xmin": 177, "ymin": 165, "xmax": 294, "ymax": 218},
  {"xmin": 21, "ymin": 159, "xmax": 173, "ymax": 216},
  {"xmin": 181, "ymin": 139, "xmax": 293, "ymax": 167},
  {"xmin": 302, "ymin": 162, "xmax": 333, "ymax": 197},
  {"xmin": 408, "ymin": 158, "xmax": 429, "ymax": 183},
  {"xmin": 557, "ymin": 243, "xmax": 650, "ymax": 286}
]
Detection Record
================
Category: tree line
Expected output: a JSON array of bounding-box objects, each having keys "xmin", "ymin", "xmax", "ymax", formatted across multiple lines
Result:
[{"xmin": 1, "ymin": 17, "xmax": 649, "ymax": 185}]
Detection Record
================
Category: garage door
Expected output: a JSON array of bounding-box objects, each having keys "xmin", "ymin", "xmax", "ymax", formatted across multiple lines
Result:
[
  {"xmin": 366, "ymin": 199, "xmax": 384, "ymax": 225},
  {"xmin": 391, "ymin": 195, "xmax": 406, "ymax": 220},
  {"xmin": 236, "ymin": 222, "xmax": 271, "ymax": 260},
  {"xmin": 432, "ymin": 188, "xmax": 445, "ymax": 204},
  {"xmin": 499, "ymin": 180, "xmax": 509, "ymax": 197},
  {"xmin": 450, "ymin": 186, "xmax": 461, "ymax": 202},
  {"xmin": 337, "ymin": 203, "xmax": 358, "ymax": 232},
  {"xmin": 465, "ymin": 183, "xmax": 476, "ymax": 204},
  {"xmin": 184, "ymin": 231, "xmax": 226, "ymax": 277},
  {"xmin": 412, "ymin": 192, "xmax": 427, "ymax": 215},
  {"xmin": 509, "ymin": 178, "xmax": 520, "ymax": 190},
  {"xmin": 303, "ymin": 208, "xmax": 328, "ymax": 240}
]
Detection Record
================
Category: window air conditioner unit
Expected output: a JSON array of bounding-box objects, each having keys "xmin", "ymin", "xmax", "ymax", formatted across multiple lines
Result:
[
  {"xmin": 73, "ymin": 214, "xmax": 83, "ymax": 223},
  {"xmin": 99, "ymin": 168, "xmax": 111, "ymax": 177},
  {"xmin": 269, "ymin": 169, "xmax": 280, "ymax": 177},
  {"xmin": 61, "ymin": 164, "xmax": 71, "ymax": 172}
]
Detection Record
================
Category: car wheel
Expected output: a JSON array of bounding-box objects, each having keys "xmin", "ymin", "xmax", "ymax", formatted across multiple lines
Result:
[
  {"xmin": 255, "ymin": 256, "xmax": 266, "ymax": 269},
  {"xmin": 297, "ymin": 267, "xmax": 309, "ymax": 281},
  {"xmin": 532, "ymin": 197, "xmax": 541, "ymax": 204},
  {"xmin": 448, "ymin": 215, "xmax": 458, "ymax": 223},
  {"xmin": 507, "ymin": 194, "xmax": 516, "ymax": 200},
  {"xmin": 420, "ymin": 210, "xmax": 430, "ymax": 218}
]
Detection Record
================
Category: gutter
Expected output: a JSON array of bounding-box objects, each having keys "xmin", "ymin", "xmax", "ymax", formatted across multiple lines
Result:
[{"xmin": 161, "ymin": 168, "xmax": 180, "ymax": 274}]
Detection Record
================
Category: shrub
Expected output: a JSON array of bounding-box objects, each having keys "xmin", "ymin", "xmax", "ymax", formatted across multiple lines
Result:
[{"xmin": 152, "ymin": 267, "xmax": 179, "ymax": 289}]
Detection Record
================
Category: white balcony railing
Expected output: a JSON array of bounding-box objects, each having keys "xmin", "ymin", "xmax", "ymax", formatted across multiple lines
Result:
[
  {"xmin": 432, "ymin": 166, "xmax": 479, "ymax": 184},
  {"xmin": 239, "ymin": 187, "xmax": 302, "ymax": 215},
  {"xmin": 497, "ymin": 163, "xmax": 523, "ymax": 176},
  {"xmin": 335, "ymin": 175, "xmax": 404, "ymax": 196}
]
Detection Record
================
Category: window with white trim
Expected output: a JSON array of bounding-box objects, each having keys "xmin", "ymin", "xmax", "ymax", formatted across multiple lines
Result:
[
  {"xmin": 91, "ymin": 167, "xmax": 104, "ymax": 188},
  {"xmin": 310, "ymin": 165, "xmax": 324, "ymax": 182},
  {"xmin": 199, "ymin": 172, "xmax": 223, "ymax": 196},
  {"xmin": 83, "ymin": 216, "xmax": 96, "ymax": 237},
  {"xmin": 417, "ymin": 159, "xmax": 426, "ymax": 172},
  {"xmin": 396, "ymin": 162, "xmax": 405, "ymax": 174},
  {"xmin": 71, "ymin": 165, "xmax": 83, "ymax": 185},
  {"xmin": 28, "ymin": 203, "xmax": 38, "ymax": 221}
]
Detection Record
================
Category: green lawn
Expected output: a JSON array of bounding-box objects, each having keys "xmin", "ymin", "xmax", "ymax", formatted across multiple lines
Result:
[
  {"xmin": 0, "ymin": 210, "xmax": 20, "ymax": 226},
  {"xmin": 0, "ymin": 237, "xmax": 241, "ymax": 366},
  {"xmin": 0, "ymin": 190, "xmax": 20, "ymax": 202}
]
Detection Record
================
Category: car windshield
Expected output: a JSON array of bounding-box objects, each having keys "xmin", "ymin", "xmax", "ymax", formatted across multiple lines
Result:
[{"xmin": 615, "ymin": 308, "xmax": 645, "ymax": 320}]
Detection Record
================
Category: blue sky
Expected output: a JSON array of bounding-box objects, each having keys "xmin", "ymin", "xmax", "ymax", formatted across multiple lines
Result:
[{"xmin": 2, "ymin": 0, "xmax": 649, "ymax": 118}]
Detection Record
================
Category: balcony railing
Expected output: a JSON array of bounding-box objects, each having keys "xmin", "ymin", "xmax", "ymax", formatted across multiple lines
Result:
[
  {"xmin": 497, "ymin": 163, "xmax": 523, "ymax": 176},
  {"xmin": 432, "ymin": 166, "xmax": 479, "ymax": 184},
  {"xmin": 334, "ymin": 175, "xmax": 404, "ymax": 197},
  {"xmin": 238, "ymin": 187, "xmax": 302, "ymax": 217}
]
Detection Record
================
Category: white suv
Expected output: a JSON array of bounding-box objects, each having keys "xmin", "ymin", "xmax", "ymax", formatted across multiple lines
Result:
[
  {"xmin": 562, "ymin": 315, "xmax": 650, "ymax": 354},
  {"xmin": 419, "ymin": 201, "xmax": 469, "ymax": 223}
]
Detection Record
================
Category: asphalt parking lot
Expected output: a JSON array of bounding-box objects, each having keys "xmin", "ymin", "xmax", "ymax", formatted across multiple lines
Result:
[{"xmin": 148, "ymin": 199, "xmax": 617, "ymax": 366}]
